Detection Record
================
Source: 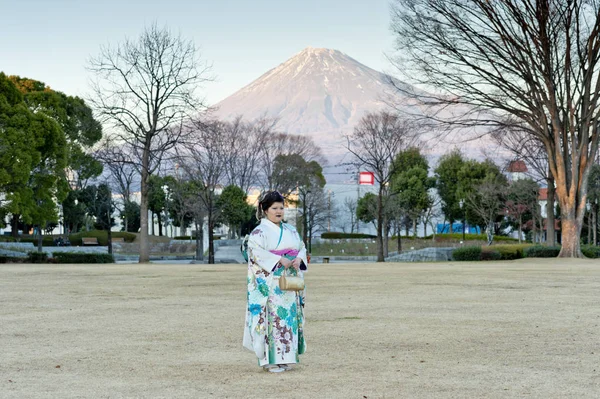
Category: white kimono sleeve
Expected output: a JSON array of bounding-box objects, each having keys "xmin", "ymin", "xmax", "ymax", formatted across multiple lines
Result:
[{"xmin": 247, "ymin": 228, "xmax": 281, "ymax": 272}]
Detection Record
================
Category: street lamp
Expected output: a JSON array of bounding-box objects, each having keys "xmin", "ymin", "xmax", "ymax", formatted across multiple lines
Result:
[
  {"xmin": 459, "ymin": 199, "xmax": 466, "ymax": 242},
  {"xmin": 302, "ymin": 190, "xmax": 311, "ymax": 249}
]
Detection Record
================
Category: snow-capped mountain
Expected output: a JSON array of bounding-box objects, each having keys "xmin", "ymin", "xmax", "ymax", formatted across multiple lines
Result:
[
  {"xmin": 214, "ymin": 47, "xmax": 500, "ymax": 174},
  {"xmin": 215, "ymin": 47, "xmax": 400, "ymax": 154}
]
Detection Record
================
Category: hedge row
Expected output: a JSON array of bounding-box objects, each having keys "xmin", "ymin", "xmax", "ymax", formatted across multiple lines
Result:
[
  {"xmin": 53, "ymin": 252, "xmax": 115, "ymax": 263},
  {"xmin": 0, "ymin": 255, "xmax": 24, "ymax": 263},
  {"xmin": 453, "ymin": 244, "xmax": 565, "ymax": 261},
  {"xmin": 1, "ymin": 231, "xmax": 136, "ymax": 246},
  {"xmin": 321, "ymin": 232, "xmax": 377, "ymax": 239},
  {"xmin": 1, "ymin": 252, "xmax": 115, "ymax": 263},
  {"xmin": 0, "ymin": 236, "xmax": 55, "ymax": 245},
  {"xmin": 581, "ymin": 245, "xmax": 600, "ymax": 258},
  {"xmin": 452, "ymin": 246, "xmax": 482, "ymax": 261},
  {"xmin": 523, "ymin": 245, "xmax": 561, "ymax": 258}
]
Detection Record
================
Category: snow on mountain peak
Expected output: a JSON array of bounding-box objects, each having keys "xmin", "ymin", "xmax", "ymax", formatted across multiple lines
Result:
[
  {"xmin": 214, "ymin": 47, "xmax": 498, "ymax": 175},
  {"xmin": 214, "ymin": 47, "xmax": 398, "ymax": 148}
]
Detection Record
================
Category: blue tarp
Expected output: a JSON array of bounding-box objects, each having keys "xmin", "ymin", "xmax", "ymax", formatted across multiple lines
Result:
[{"xmin": 436, "ymin": 223, "xmax": 481, "ymax": 234}]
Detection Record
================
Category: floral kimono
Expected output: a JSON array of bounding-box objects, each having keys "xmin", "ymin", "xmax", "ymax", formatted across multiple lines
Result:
[{"xmin": 243, "ymin": 218, "xmax": 308, "ymax": 367}]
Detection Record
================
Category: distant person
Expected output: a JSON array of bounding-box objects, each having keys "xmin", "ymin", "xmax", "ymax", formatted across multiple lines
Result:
[{"xmin": 242, "ymin": 190, "xmax": 308, "ymax": 373}]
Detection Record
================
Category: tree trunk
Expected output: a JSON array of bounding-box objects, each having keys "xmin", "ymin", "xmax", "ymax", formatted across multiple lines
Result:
[
  {"xmin": 376, "ymin": 188, "xmax": 384, "ymax": 262},
  {"xmin": 158, "ymin": 213, "xmax": 163, "ymax": 237},
  {"xmin": 37, "ymin": 226, "xmax": 43, "ymax": 252},
  {"xmin": 559, "ymin": 217, "xmax": 583, "ymax": 257},
  {"xmin": 593, "ymin": 205, "xmax": 598, "ymax": 246},
  {"xmin": 383, "ymin": 220, "xmax": 389, "ymax": 258},
  {"xmin": 397, "ymin": 224, "xmax": 402, "ymax": 252},
  {"xmin": 139, "ymin": 152, "xmax": 150, "ymax": 263},
  {"xmin": 486, "ymin": 221, "xmax": 494, "ymax": 245},
  {"xmin": 195, "ymin": 221, "xmax": 204, "ymax": 261},
  {"xmin": 412, "ymin": 218, "xmax": 417, "ymax": 238},
  {"xmin": 208, "ymin": 219, "xmax": 215, "ymax": 264},
  {"xmin": 11, "ymin": 215, "xmax": 19, "ymax": 238},
  {"xmin": 588, "ymin": 210, "xmax": 592, "ymax": 245},
  {"xmin": 423, "ymin": 221, "xmax": 427, "ymax": 237},
  {"xmin": 546, "ymin": 174, "xmax": 556, "ymax": 246},
  {"xmin": 151, "ymin": 211, "xmax": 155, "ymax": 236},
  {"xmin": 107, "ymin": 227, "xmax": 113, "ymax": 255},
  {"xmin": 518, "ymin": 215, "xmax": 522, "ymax": 244}
]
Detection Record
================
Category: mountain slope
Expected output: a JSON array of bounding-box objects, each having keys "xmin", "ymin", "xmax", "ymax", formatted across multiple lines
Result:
[
  {"xmin": 215, "ymin": 47, "xmax": 399, "ymax": 151},
  {"xmin": 214, "ymin": 47, "xmax": 500, "ymax": 171}
]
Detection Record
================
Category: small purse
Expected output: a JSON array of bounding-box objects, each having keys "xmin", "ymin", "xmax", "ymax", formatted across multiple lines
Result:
[{"xmin": 279, "ymin": 273, "xmax": 305, "ymax": 291}]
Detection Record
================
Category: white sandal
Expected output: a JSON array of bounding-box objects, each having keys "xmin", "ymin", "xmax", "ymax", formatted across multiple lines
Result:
[{"xmin": 263, "ymin": 365, "xmax": 285, "ymax": 373}]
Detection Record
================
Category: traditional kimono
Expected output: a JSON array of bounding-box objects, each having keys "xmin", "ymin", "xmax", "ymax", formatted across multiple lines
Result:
[{"xmin": 243, "ymin": 218, "xmax": 308, "ymax": 367}]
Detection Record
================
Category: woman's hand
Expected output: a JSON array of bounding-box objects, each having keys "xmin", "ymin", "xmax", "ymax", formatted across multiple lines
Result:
[
  {"xmin": 279, "ymin": 256, "xmax": 292, "ymax": 269},
  {"xmin": 291, "ymin": 257, "xmax": 302, "ymax": 271}
]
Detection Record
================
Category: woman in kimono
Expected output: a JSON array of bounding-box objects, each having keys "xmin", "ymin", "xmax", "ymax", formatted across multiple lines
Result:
[{"xmin": 243, "ymin": 191, "xmax": 308, "ymax": 373}]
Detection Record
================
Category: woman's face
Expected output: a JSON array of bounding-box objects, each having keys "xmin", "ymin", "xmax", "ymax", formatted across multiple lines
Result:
[{"xmin": 265, "ymin": 201, "xmax": 284, "ymax": 224}]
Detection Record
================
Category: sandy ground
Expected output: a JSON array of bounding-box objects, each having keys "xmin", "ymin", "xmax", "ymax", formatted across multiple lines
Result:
[{"xmin": 1, "ymin": 259, "xmax": 599, "ymax": 399}]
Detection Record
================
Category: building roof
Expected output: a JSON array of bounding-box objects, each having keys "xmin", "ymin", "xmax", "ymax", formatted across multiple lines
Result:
[{"xmin": 507, "ymin": 160, "xmax": 528, "ymax": 173}]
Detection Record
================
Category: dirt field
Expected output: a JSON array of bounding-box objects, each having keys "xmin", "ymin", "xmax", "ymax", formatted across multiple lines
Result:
[{"xmin": 1, "ymin": 259, "xmax": 599, "ymax": 399}]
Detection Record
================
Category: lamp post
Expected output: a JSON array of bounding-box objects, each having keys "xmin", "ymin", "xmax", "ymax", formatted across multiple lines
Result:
[
  {"xmin": 459, "ymin": 199, "xmax": 466, "ymax": 242},
  {"xmin": 301, "ymin": 189, "xmax": 311, "ymax": 249}
]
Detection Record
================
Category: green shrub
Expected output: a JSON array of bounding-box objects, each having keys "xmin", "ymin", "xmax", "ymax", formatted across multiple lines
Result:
[
  {"xmin": 581, "ymin": 245, "xmax": 600, "ymax": 259},
  {"xmin": 0, "ymin": 255, "xmax": 24, "ymax": 263},
  {"xmin": 53, "ymin": 252, "xmax": 115, "ymax": 263},
  {"xmin": 490, "ymin": 244, "xmax": 531, "ymax": 260},
  {"xmin": 27, "ymin": 251, "xmax": 48, "ymax": 263},
  {"xmin": 452, "ymin": 246, "xmax": 482, "ymax": 261},
  {"xmin": 480, "ymin": 249, "xmax": 502, "ymax": 261},
  {"xmin": 68, "ymin": 230, "xmax": 136, "ymax": 246},
  {"xmin": 524, "ymin": 245, "xmax": 561, "ymax": 258},
  {"xmin": 321, "ymin": 232, "xmax": 377, "ymax": 239},
  {"xmin": 20, "ymin": 236, "xmax": 55, "ymax": 246}
]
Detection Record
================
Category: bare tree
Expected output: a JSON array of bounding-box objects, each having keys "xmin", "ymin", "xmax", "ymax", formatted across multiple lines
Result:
[
  {"xmin": 177, "ymin": 120, "xmax": 228, "ymax": 264},
  {"xmin": 467, "ymin": 178, "xmax": 508, "ymax": 245},
  {"xmin": 88, "ymin": 23, "xmax": 212, "ymax": 262},
  {"xmin": 343, "ymin": 197, "xmax": 359, "ymax": 233},
  {"xmin": 345, "ymin": 111, "xmax": 415, "ymax": 261},
  {"xmin": 423, "ymin": 193, "xmax": 443, "ymax": 239},
  {"xmin": 303, "ymin": 188, "xmax": 333, "ymax": 252},
  {"xmin": 222, "ymin": 116, "xmax": 273, "ymax": 192},
  {"xmin": 258, "ymin": 131, "xmax": 324, "ymax": 190},
  {"xmin": 95, "ymin": 139, "xmax": 138, "ymax": 232},
  {"xmin": 492, "ymin": 128, "xmax": 556, "ymax": 245},
  {"xmin": 391, "ymin": 0, "xmax": 600, "ymax": 257}
]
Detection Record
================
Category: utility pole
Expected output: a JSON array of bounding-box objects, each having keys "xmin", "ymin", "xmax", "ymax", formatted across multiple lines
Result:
[{"xmin": 328, "ymin": 189, "xmax": 332, "ymax": 231}]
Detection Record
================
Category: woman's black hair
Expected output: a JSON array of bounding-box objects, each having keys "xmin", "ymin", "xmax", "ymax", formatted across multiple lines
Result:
[
  {"xmin": 256, "ymin": 191, "xmax": 285, "ymax": 219},
  {"xmin": 259, "ymin": 191, "xmax": 285, "ymax": 211}
]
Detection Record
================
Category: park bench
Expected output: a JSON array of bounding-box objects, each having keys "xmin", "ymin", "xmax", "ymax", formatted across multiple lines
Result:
[
  {"xmin": 82, "ymin": 237, "xmax": 99, "ymax": 246},
  {"xmin": 112, "ymin": 237, "xmax": 125, "ymax": 243}
]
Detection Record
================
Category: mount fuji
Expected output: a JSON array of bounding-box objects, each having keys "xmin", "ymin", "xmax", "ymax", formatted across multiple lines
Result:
[{"xmin": 214, "ymin": 47, "xmax": 498, "ymax": 174}]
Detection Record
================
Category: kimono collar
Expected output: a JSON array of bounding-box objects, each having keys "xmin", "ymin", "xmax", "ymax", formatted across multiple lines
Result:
[{"xmin": 261, "ymin": 218, "xmax": 283, "ymax": 231}]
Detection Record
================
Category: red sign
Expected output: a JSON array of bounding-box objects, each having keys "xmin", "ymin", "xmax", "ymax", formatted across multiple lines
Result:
[{"xmin": 359, "ymin": 171, "xmax": 375, "ymax": 185}]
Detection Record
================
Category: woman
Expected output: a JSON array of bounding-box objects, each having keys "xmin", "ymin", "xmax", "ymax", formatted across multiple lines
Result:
[{"xmin": 243, "ymin": 191, "xmax": 308, "ymax": 373}]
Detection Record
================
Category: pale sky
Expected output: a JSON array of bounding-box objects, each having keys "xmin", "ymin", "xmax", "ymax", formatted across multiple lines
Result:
[{"xmin": 1, "ymin": 0, "xmax": 397, "ymax": 105}]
